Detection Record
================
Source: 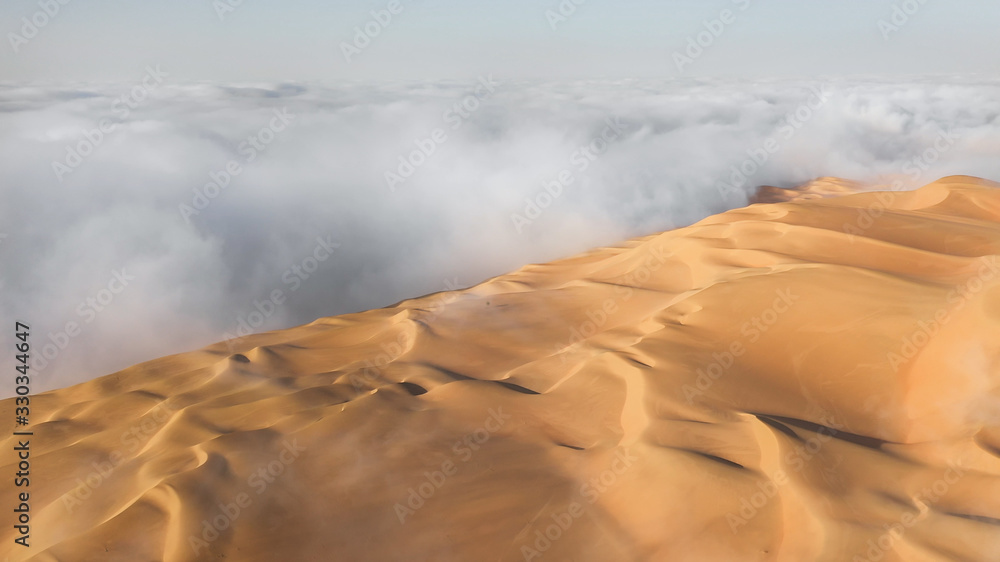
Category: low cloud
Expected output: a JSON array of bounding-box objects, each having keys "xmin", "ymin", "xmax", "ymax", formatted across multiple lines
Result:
[{"xmin": 2, "ymin": 76, "xmax": 999, "ymax": 392}]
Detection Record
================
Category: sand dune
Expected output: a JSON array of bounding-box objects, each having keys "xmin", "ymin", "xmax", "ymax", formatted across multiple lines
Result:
[{"xmin": 3, "ymin": 176, "xmax": 1000, "ymax": 561}]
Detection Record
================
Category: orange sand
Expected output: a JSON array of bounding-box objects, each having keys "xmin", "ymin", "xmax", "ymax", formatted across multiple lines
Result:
[{"xmin": 2, "ymin": 176, "xmax": 999, "ymax": 561}]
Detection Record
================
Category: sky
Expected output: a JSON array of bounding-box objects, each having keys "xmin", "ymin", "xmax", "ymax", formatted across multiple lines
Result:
[
  {"xmin": 2, "ymin": 0, "xmax": 1000, "ymax": 82},
  {"xmin": 1, "ymin": 1, "xmax": 1000, "ymax": 394}
]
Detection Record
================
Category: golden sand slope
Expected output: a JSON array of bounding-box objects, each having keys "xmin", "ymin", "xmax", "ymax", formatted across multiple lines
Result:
[
  {"xmin": 3, "ymin": 176, "xmax": 1000, "ymax": 562},
  {"xmin": 752, "ymin": 177, "xmax": 874, "ymax": 203}
]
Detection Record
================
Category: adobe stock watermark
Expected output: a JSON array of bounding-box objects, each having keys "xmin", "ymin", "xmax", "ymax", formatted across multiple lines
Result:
[
  {"xmin": 545, "ymin": 0, "xmax": 589, "ymax": 31},
  {"xmin": 394, "ymin": 407, "xmax": 511, "ymax": 524},
  {"xmin": 213, "ymin": 0, "xmax": 251, "ymax": 22},
  {"xmin": 62, "ymin": 400, "xmax": 177, "ymax": 513},
  {"xmin": 716, "ymin": 84, "xmax": 830, "ymax": 202},
  {"xmin": 842, "ymin": 128, "xmax": 958, "ymax": 241},
  {"xmin": 0, "ymin": 234, "xmax": 7, "ymax": 291},
  {"xmin": 511, "ymin": 116, "xmax": 629, "ymax": 234},
  {"xmin": 222, "ymin": 235, "xmax": 341, "ymax": 349},
  {"xmin": 30, "ymin": 269, "xmax": 136, "ymax": 376},
  {"xmin": 349, "ymin": 278, "xmax": 463, "ymax": 392},
  {"xmin": 52, "ymin": 65, "xmax": 169, "ymax": 183},
  {"xmin": 682, "ymin": 288, "xmax": 799, "ymax": 403},
  {"xmin": 349, "ymin": 330, "xmax": 414, "ymax": 392},
  {"xmin": 852, "ymin": 459, "xmax": 967, "ymax": 561},
  {"xmin": 886, "ymin": 255, "xmax": 999, "ymax": 372},
  {"xmin": 340, "ymin": 0, "xmax": 411, "ymax": 64},
  {"xmin": 672, "ymin": 0, "xmax": 752, "ymax": 73},
  {"xmin": 879, "ymin": 0, "xmax": 932, "ymax": 41},
  {"xmin": 7, "ymin": 0, "xmax": 74, "ymax": 54},
  {"xmin": 520, "ymin": 448, "xmax": 638, "ymax": 561},
  {"xmin": 385, "ymin": 75, "xmax": 499, "ymax": 192},
  {"xmin": 727, "ymin": 413, "xmax": 846, "ymax": 533},
  {"xmin": 179, "ymin": 107, "xmax": 295, "ymax": 223},
  {"xmin": 189, "ymin": 439, "xmax": 306, "ymax": 555},
  {"xmin": 552, "ymin": 243, "xmax": 671, "ymax": 363}
]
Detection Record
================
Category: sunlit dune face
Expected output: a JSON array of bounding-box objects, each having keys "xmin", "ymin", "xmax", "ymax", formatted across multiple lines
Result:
[{"xmin": 2, "ymin": 177, "xmax": 1000, "ymax": 561}]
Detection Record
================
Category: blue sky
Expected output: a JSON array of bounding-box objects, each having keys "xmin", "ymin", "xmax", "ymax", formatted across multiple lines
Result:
[{"xmin": 2, "ymin": 0, "xmax": 999, "ymax": 82}]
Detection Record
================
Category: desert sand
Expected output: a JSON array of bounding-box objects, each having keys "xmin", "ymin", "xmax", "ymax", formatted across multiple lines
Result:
[{"xmin": 2, "ymin": 176, "xmax": 999, "ymax": 562}]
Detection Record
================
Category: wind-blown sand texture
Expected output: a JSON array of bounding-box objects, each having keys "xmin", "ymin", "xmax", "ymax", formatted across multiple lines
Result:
[{"xmin": 3, "ymin": 176, "xmax": 999, "ymax": 562}]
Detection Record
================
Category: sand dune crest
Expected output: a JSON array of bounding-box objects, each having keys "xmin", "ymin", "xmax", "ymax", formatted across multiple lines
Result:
[{"xmin": 3, "ymin": 176, "xmax": 1000, "ymax": 561}]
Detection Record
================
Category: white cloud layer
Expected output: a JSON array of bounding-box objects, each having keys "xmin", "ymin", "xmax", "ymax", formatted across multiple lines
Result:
[{"xmin": 2, "ymin": 76, "xmax": 999, "ymax": 392}]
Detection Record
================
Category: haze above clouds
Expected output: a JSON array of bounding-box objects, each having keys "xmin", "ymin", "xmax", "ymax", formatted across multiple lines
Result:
[{"xmin": 2, "ymin": 0, "xmax": 999, "ymax": 81}]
